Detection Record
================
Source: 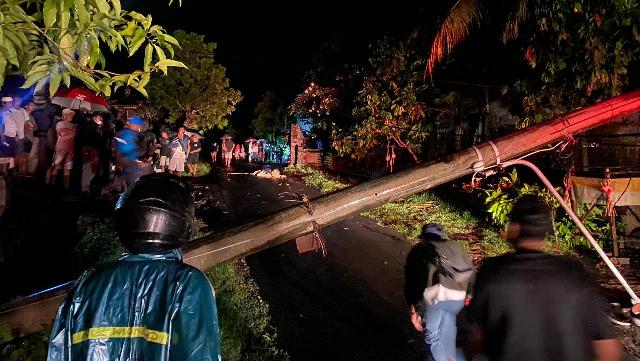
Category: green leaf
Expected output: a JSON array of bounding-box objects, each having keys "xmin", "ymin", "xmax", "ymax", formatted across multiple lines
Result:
[
  {"xmin": 0, "ymin": 57, "xmax": 6, "ymax": 87},
  {"xmin": 78, "ymin": 34, "xmax": 91, "ymax": 67},
  {"xmin": 112, "ymin": 74, "xmax": 129, "ymax": 82},
  {"xmin": 128, "ymin": 28, "xmax": 146, "ymax": 56},
  {"xmin": 143, "ymin": 43, "xmax": 153, "ymax": 71},
  {"xmin": 59, "ymin": 34, "xmax": 76, "ymax": 65},
  {"xmin": 59, "ymin": 0, "xmax": 72, "ymax": 28},
  {"xmin": 126, "ymin": 70, "xmax": 144, "ymax": 86},
  {"xmin": 74, "ymin": 0, "xmax": 89, "ymax": 26},
  {"xmin": 60, "ymin": 9, "xmax": 71, "ymax": 28},
  {"xmin": 128, "ymin": 11, "xmax": 145, "ymax": 21},
  {"xmin": 133, "ymin": 83, "xmax": 148, "ymax": 97},
  {"xmin": 103, "ymin": 83, "xmax": 111, "ymax": 97},
  {"xmin": 154, "ymin": 59, "xmax": 186, "ymax": 69},
  {"xmin": 43, "ymin": 0, "xmax": 57, "ymax": 28},
  {"xmin": 71, "ymin": 69, "xmax": 98, "ymax": 91},
  {"xmin": 27, "ymin": 63, "xmax": 50, "ymax": 76},
  {"xmin": 16, "ymin": 31, "xmax": 29, "ymax": 48},
  {"xmin": 62, "ymin": 71, "xmax": 71, "ymax": 87},
  {"xmin": 95, "ymin": 0, "xmax": 110, "ymax": 14},
  {"xmin": 21, "ymin": 71, "xmax": 49, "ymax": 89},
  {"xmin": 156, "ymin": 63, "xmax": 167, "ymax": 75},
  {"xmin": 98, "ymin": 53, "xmax": 106, "ymax": 69},
  {"xmin": 152, "ymin": 44, "xmax": 166, "ymax": 62},
  {"xmin": 112, "ymin": 0, "xmax": 121, "ymax": 15},
  {"xmin": 162, "ymin": 33, "xmax": 179, "ymax": 47},
  {"xmin": 1, "ymin": 41, "xmax": 19, "ymax": 66},
  {"xmin": 138, "ymin": 72, "xmax": 150, "ymax": 88},
  {"xmin": 119, "ymin": 21, "xmax": 137, "ymax": 36},
  {"xmin": 89, "ymin": 32, "xmax": 100, "ymax": 68},
  {"xmin": 141, "ymin": 15, "xmax": 152, "ymax": 31},
  {"xmin": 3, "ymin": 30, "xmax": 23, "ymax": 50},
  {"xmin": 162, "ymin": 42, "xmax": 174, "ymax": 58},
  {"xmin": 49, "ymin": 72, "xmax": 62, "ymax": 96}
]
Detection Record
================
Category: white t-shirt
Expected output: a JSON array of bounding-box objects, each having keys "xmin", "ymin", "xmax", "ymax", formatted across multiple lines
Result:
[
  {"xmin": 55, "ymin": 120, "xmax": 76, "ymax": 150},
  {"xmin": 2, "ymin": 109, "xmax": 18, "ymax": 138},
  {"xmin": 10, "ymin": 108, "xmax": 28, "ymax": 139}
]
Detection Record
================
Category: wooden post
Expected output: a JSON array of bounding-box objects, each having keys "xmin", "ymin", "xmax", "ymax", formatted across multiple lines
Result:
[{"xmin": 606, "ymin": 168, "xmax": 620, "ymax": 257}]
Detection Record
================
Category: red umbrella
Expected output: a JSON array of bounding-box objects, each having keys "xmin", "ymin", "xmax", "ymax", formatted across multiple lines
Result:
[
  {"xmin": 245, "ymin": 137, "xmax": 257, "ymax": 142},
  {"xmin": 51, "ymin": 87, "xmax": 109, "ymax": 112}
]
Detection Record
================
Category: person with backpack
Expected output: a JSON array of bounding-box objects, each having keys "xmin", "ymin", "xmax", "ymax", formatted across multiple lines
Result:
[{"xmin": 404, "ymin": 223, "xmax": 473, "ymax": 361}]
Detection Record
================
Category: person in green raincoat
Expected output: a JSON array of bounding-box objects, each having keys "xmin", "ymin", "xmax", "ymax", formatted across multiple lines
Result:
[{"xmin": 47, "ymin": 173, "xmax": 221, "ymax": 361}]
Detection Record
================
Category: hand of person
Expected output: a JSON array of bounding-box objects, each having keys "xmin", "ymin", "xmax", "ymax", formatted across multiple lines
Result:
[{"xmin": 409, "ymin": 305, "xmax": 423, "ymax": 332}]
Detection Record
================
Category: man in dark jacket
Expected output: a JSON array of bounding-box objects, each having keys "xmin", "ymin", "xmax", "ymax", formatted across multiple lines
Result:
[
  {"xmin": 47, "ymin": 174, "xmax": 222, "ymax": 361},
  {"xmin": 465, "ymin": 195, "xmax": 621, "ymax": 361},
  {"xmin": 405, "ymin": 223, "xmax": 473, "ymax": 361},
  {"xmin": 76, "ymin": 112, "xmax": 106, "ymax": 193}
]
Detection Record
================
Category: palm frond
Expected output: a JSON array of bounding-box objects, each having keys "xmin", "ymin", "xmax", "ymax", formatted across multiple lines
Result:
[
  {"xmin": 502, "ymin": 0, "xmax": 529, "ymax": 43},
  {"xmin": 425, "ymin": 0, "xmax": 483, "ymax": 78}
]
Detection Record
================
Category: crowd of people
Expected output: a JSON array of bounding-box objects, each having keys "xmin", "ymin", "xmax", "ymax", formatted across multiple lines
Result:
[
  {"xmin": 211, "ymin": 136, "xmax": 285, "ymax": 167},
  {"xmin": 0, "ymin": 94, "xmax": 211, "ymax": 194}
]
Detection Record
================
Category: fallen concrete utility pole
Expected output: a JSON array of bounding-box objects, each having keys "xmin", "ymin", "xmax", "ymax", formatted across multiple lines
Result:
[{"xmin": 3, "ymin": 90, "xmax": 640, "ymax": 337}]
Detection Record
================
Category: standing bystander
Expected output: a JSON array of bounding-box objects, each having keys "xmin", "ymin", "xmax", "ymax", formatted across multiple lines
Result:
[
  {"xmin": 46, "ymin": 108, "xmax": 76, "ymax": 189},
  {"xmin": 465, "ymin": 195, "xmax": 621, "ymax": 361}
]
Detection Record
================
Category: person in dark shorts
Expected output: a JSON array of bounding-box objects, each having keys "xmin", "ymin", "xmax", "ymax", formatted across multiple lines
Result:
[
  {"xmin": 186, "ymin": 133, "xmax": 201, "ymax": 176},
  {"xmin": 465, "ymin": 194, "xmax": 621, "ymax": 361},
  {"xmin": 158, "ymin": 130, "xmax": 172, "ymax": 172}
]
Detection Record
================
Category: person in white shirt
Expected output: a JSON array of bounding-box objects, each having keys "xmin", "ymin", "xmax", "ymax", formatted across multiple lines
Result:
[
  {"xmin": 0, "ymin": 97, "xmax": 16, "ymax": 172},
  {"xmin": 11, "ymin": 97, "xmax": 31, "ymax": 175}
]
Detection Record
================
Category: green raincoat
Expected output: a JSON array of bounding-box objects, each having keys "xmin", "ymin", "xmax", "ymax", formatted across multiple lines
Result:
[{"xmin": 47, "ymin": 250, "xmax": 221, "ymax": 361}]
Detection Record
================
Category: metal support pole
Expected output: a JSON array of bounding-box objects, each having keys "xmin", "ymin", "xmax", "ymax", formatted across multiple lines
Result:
[{"xmin": 501, "ymin": 159, "xmax": 640, "ymax": 304}]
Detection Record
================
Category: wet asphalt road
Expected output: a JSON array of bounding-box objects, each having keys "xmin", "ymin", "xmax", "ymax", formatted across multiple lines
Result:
[{"xmin": 211, "ymin": 164, "xmax": 426, "ymax": 361}]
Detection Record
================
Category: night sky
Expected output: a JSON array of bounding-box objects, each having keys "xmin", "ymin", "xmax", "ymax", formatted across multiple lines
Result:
[{"xmin": 126, "ymin": 1, "xmax": 452, "ymax": 125}]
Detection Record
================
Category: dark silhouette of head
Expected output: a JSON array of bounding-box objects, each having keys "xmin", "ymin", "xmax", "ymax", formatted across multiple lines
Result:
[
  {"xmin": 114, "ymin": 173, "xmax": 195, "ymax": 254},
  {"xmin": 507, "ymin": 194, "xmax": 553, "ymax": 246}
]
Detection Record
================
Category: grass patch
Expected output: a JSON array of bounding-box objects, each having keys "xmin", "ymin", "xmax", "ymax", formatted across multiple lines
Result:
[
  {"xmin": 362, "ymin": 192, "xmax": 511, "ymax": 258},
  {"xmin": 282, "ymin": 165, "xmax": 347, "ymax": 193},
  {"xmin": 207, "ymin": 261, "xmax": 289, "ymax": 361},
  {"xmin": 0, "ymin": 328, "xmax": 50, "ymax": 360},
  {"xmin": 74, "ymin": 215, "xmax": 123, "ymax": 272}
]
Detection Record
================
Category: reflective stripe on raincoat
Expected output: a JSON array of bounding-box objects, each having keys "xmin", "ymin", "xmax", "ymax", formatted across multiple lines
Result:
[{"xmin": 47, "ymin": 250, "xmax": 221, "ymax": 361}]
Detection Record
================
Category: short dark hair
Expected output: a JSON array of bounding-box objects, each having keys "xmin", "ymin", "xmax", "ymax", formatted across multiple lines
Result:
[{"xmin": 509, "ymin": 194, "xmax": 553, "ymax": 240}]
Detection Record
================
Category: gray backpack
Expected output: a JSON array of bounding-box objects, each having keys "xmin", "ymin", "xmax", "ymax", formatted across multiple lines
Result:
[{"xmin": 429, "ymin": 240, "xmax": 474, "ymax": 284}]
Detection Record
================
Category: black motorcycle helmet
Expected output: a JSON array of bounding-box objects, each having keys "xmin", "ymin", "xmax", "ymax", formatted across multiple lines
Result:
[{"xmin": 114, "ymin": 173, "xmax": 195, "ymax": 254}]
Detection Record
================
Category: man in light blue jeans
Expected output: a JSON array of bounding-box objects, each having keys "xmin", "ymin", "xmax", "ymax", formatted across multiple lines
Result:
[
  {"xmin": 405, "ymin": 224, "xmax": 473, "ymax": 361},
  {"xmin": 423, "ymin": 299, "xmax": 466, "ymax": 361}
]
